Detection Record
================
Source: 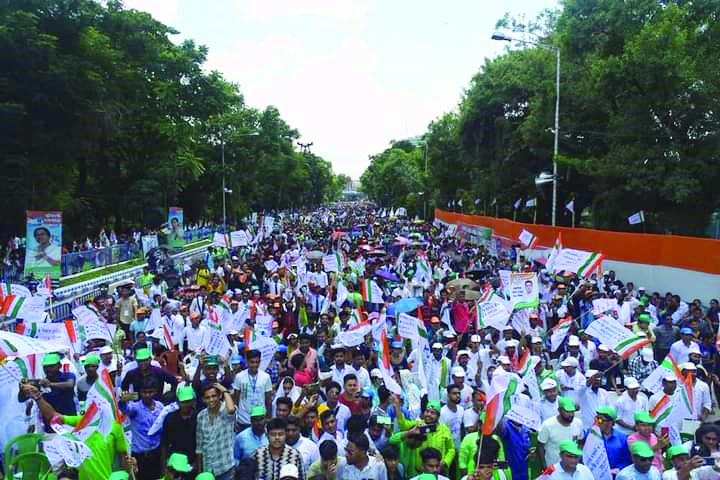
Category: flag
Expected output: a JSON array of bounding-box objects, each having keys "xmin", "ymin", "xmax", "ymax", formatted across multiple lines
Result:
[
  {"xmin": 474, "ymin": 198, "xmax": 481, "ymax": 205},
  {"xmin": 546, "ymin": 233, "xmax": 562, "ymax": 271},
  {"xmin": 613, "ymin": 335, "xmax": 653, "ymax": 359},
  {"xmin": 482, "ymin": 371, "xmax": 520, "ymax": 435},
  {"xmin": 83, "ymin": 369, "xmax": 124, "ymax": 438},
  {"xmin": 650, "ymin": 394, "xmax": 674, "ymax": 425},
  {"xmin": 458, "ymin": 199, "xmax": 463, "ymax": 207},
  {"xmin": 585, "ymin": 316, "xmax": 653, "ymax": 359},
  {"xmin": 518, "ymin": 229, "xmax": 538, "ymax": 248},
  {"xmin": 0, "ymin": 295, "xmax": 26, "ymax": 318},
  {"xmin": 360, "ymin": 278, "xmax": 383, "ymax": 304},
  {"xmin": 162, "ymin": 324, "xmax": 175, "ymax": 350},
  {"xmin": 642, "ymin": 354, "xmax": 682, "ymax": 393},
  {"xmin": 42, "ymin": 274, "xmax": 53, "ymax": 293},
  {"xmin": 628, "ymin": 211, "xmax": 645, "ymax": 224},
  {"xmin": 565, "ymin": 200, "xmax": 575, "ymax": 214},
  {"xmin": 525, "ymin": 198, "xmax": 536, "ymax": 208},
  {"xmin": 550, "ymin": 248, "xmax": 604, "ymax": 278},
  {"xmin": 550, "ymin": 316, "xmax": 573, "ymax": 352},
  {"xmin": 378, "ymin": 329, "xmax": 402, "ymax": 395},
  {"xmin": 582, "ymin": 423, "xmax": 612, "ymax": 480},
  {"xmin": 513, "ymin": 198, "xmax": 521, "ymax": 210},
  {"xmin": 491, "ymin": 198, "xmax": 497, "ymax": 206},
  {"xmin": 679, "ymin": 372, "xmax": 694, "ymax": 417}
]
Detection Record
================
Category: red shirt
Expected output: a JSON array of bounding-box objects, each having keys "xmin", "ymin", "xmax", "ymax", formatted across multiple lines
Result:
[{"xmin": 338, "ymin": 392, "xmax": 363, "ymax": 415}]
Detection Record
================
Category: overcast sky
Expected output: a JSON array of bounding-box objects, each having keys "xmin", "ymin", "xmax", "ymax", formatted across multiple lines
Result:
[{"xmin": 123, "ymin": 0, "xmax": 559, "ymax": 179}]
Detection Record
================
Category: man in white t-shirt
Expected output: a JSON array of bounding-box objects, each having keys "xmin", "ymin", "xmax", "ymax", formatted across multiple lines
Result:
[
  {"xmin": 439, "ymin": 384, "xmax": 464, "ymax": 448},
  {"xmin": 183, "ymin": 312, "xmax": 208, "ymax": 353},
  {"xmin": 232, "ymin": 349, "xmax": 272, "ymax": 427},
  {"xmin": 537, "ymin": 397, "xmax": 584, "ymax": 469},
  {"xmin": 462, "ymin": 388, "xmax": 485, "ymax": 433}
]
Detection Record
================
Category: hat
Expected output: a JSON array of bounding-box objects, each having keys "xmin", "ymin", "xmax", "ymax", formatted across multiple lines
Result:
[
  {"xmin": 567, "ymin": 336, "xmax": 580, "ymax": 347},
  {"xmin": 596, "ymin": 406, "xmax": 617, "ymax": 420},
  {"xmin": 451, "ymin": 366, "xmax": 466, "ymax": 377},
  {"xmin": 318, "ymin": 370, "xmax": 332, "ymax": 381},
  {"xmin": 82, "ymin": 355, "xmax": 100, "ymax": 366},
  {"xmin": 625, "ymin": 377, "xmax": 640, "ymax": 389},
  {"xmin": 176, "ymin": 386, "xmax": 195, "ymax": 403},
  {"xmin": 598, "ymin": 344, "xmax": 610, "ymax": 352},
  {"xmin": 561, "ymin": 357, "xmax": 578, "ymax": 368},
  {"xmin": 637, "ymin": 313, "xmax": 650, "ymax": 323},
  {"xmin": 502, "ymin": 325, "xmax": 513, "ymax": 331},
  {"xmin": 641, "ymin": 349, "xmax": 654, "ymax": 362},
  {"xmin": 540, "ymin": 378, "xmax": 558, "ymax": 390},
  {"xmin": 667, "ymin": 445, "xmax": 689, "ymax": 459},
  {"xmin": 99, "ymin": 346, "xmax": 113, "ymax": 355},
  {"xmin": 205, "ymin": 356, "xmax": 219, "ymax": 367},
  {"xmin": 680, "ymin": 327, "xmax": 693, "ymax": 335},
  {"xmin": 498, "ymin": 355, "xmax": 511, "ymax": 365},
  {"xmin": 442, "ymin": 331, "xmax": 455, "ymax": 339},
  {"xmin": 426, "ymin": 400, "xmax": 442, "ymax": 412},
  {"xmin": 559, "ymin": 440, "xmax": 582, "ymax": 457},
  {"xmin": 279, "ymin": 464, "xmax": 299, "ymax": 479},
  {"xmin": 558, "ymin": 397, "xmax": 576, "ymax": 412},
  {"xmin": 250, "ymin": 406, "xmax": 267, "ymax": 417},
  {"xmin": 630, "ymin": 441, "xmax": 655, "ymax": 458},
  {"xmin": 663, "ymin": 374, "xmax": 678, "ymax": 383},
  {"xmin": 584, "ymin": 369, "xmax": 600, "ymax": 379},
  {"xmin": 135, "ymin": 348, "xmax": 151, "ymax": 361},
  {"xmin": 687, "ymin": 344, "xmax": 701, "ymax": 355},
  {"xmin": 457, "ymin": 349, "xmax": 470, "ymax": 358},
  {"xmin": 531, "ymin": 336, "xmax": 543, "ymax": 344},
  {"xmin": 390, "ymin": 340, "xmax": 403, "ymax": 349},
  {"xmin": 371, "ymin": 368, "xmax": 382, "ymax": 378},
  {"xmin": 470, "ymin": 334, "xmax": 482, "ymax": 343},
  {"xmin": 230, "ymin": 354, "xmax": 243, "ymax": 365},
  {"xmin": 331, "ymin": 343, "xmax": 344, "ymax": 351},
  {"xmin": 681, "ymin": 362, "xmax": 697, "ymax": 371},
  {"xmin": 190, "ymin": 312, "xmax": 201, "ymax": 320},
  {"xmin": 42, "ymin": 353, "xmax": 61, "ymax": 367},
  {"xmin": 634, "ymin": 411, "xmax": 655, "ymax": 424},
  {"xmin": 109, "ymin": 472, "xmax": 130, "ymax": 480},
  {"xmin": 505, "ymin": 339, "xmax": 519, "ymax": 348},
  {"xmin": 431, "ymin": 342, "xmax": 443, "ymax": 350},
  {"xmin": 166, "ymin": 453, "xmax": 192, "ymax": 473}
]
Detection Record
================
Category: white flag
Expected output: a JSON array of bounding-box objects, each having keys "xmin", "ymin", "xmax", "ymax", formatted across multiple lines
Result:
[
  {"xmin": 525, "ymin": 198, "xmax": 536, "ymax": 208},
  {"xmin": 628, "ymin": 211, "xmax": 645, "ymax": 224},
  {"xmin": 474, "ymin": 198, "xmax": 481, "ymax": 205},
  {"xmin": 513, "ymin": 198, "xmax": 521, "ymax": 210},
  {"xmin": 458, "ymin": 199, "xmax": 463, "ymax": 207},
  {"xmin": 565, "ymin": 200, "xmax": 574, "ymax": 214},
  {"xmin": 491, "ymin": 198, "xmax": 497, "ymax": 206}
]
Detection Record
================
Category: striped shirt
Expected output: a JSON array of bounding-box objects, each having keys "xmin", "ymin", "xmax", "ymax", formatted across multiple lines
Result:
[
  {"xmin": 251, "ymin": 445, "xmax": 305, "ymax": 480},
  {"xmin": 196, "ymin": 403, "xmax": 235, "ymax": 476}
]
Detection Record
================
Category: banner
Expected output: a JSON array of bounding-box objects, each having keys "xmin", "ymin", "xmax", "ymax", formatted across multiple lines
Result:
[
  {"xmin": 478, "ymin": 293, "xmax": 511, "ymax": 330},
  {"xmin": 24, "ymin": 211, "xmax": 62, "ymax": 279},
  {"xmin": 509, "ymin": 272, "xmax": 539, "ymax": 310},
  {"xmin": 550, "ymin": 248, "xmax": 604, "ymax": 278},
  {"xmin": 506, "ymin": 404, "xmax": 542, "ymax": 431},
  {"xmin": 167, "ymin": 207, "xmax": 184, "ymax": 249},
  {"xmin": 585, "ymin": 315, "xmax": 652, "ymax": 358},
  {"xmin": 141, "ymin": 235, "xmax": 158, "ymax": 258},
  {"xmin": 323, "ymin": 254, "xmax": 338, "ymax": 273},
  {"xmin": 230, "ymin": 230, "xmax": 249, "ymax": 247},
  {"xmin": 583, "ymin": 425, "xmax": 612, "ymax": 480}
]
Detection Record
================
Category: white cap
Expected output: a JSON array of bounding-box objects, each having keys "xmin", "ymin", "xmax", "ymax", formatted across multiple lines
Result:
[
  {"xmin": 688, "ymin": 344, "xmax": 701, "ymax": 355},
  {"xmin": 681, "ymin": 362, "xmax": 697, "ymax": 371},
  {"xmin": 484, "ymin": 334, "xmax": 493, "ymax": 341},
  {"xmin": 638, "ymin": 286, "xmax": 646, "ymax": 291},
  {"xmin": 635, "ymin": 331, "xmax": 647, "ymax": 338},
  {"xmin": 540, "ymin": 378, "xmax": 558, "ymax": 390},
  {"xmin": 451, "ymin": 366, "xmax": 466, "ymax": 377},
  {"xmin": 598, "ymin": 344, "xmax": 610, "ymax": 352},
  {"xmin": 531, "ymin": 336, "xmax": 543, "ymax": 344},
  {"xmin": 457, "ymin": 349, "xmax": 470, "ymax": 357},
  {"xmin": 505, "ymin": 339, "xmax": 519, "ymax": 348},
  {"xmin": 470, "ymin": 334, "xmax": 482, "ymax": 343},
  {"xmin": 567, "ymin": 335, "xmax": 580, "ymax": 346},
  {"xmin": 371, "ymin": 368, "xmax": 382, "ymax": 378},
  {"xmin": 318, "ymin": 370, "xmax": 333, "ymax": 381},
  {"xmin": 99, "ymin": 346, "xmax": 113, "ymax": 355},
  {"xmin": 443, "ymin": 331, "xmax": 455, "ymax": 339},
  {"xmin": 498, "ymin": 355, "xmax": 511, "ymax": 365},
  {"xmin": 585, "ymin": 369, "xmax": 600, "ymax": 379},
  {"xmin": 432, "ymin": 342, "xmax": 443, "ymax": 350},
  {"xmin": 279, "ymin": 464, "xmax": 299, "ymax": 479},
  {"xmin": 625, "ymin": 377, "xmax": 640, "ymax": 389},
  {"xmin": 663, "ymin": 374, "xmax": 678, "ymax": 382},
  {"xmin": 641, "ymin": 349, "xmax": 654, "ymax": 362},
  {"xmin": 561, "ymin": 357, "xmax": 579, "ymax": 368},
  {"xmin": 502, "ymin": 325, "xmax": 513, "ymax": 331},
  {"xmin": 331, "ymin": 343, "xmax": 344, "ymax": 351}
]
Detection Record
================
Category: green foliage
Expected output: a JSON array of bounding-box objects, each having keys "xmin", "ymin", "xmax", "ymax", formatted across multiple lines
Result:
[{"xmin": 0, "ymin": 0, "xmax": 340, "ymax": 240}]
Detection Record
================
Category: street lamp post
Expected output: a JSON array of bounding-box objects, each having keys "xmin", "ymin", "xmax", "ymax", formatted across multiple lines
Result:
[
  {"xmin": 492, "ymin": 32, "xmax": 560, "ymax": 226},
  {"xmin": 221, "ymin": 131, "xmax": 259, "ymax": 229}
]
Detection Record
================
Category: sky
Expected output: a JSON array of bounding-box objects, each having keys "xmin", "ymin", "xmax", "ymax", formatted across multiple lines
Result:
[{"xmin": 123, "ymin": 0, "xmax": 559, "ymax": 179}]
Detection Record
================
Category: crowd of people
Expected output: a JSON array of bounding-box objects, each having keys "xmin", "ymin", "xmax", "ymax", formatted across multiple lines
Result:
[{"xmin": 3, "ymin": 204, "xmax": 720, "ymax": 480}]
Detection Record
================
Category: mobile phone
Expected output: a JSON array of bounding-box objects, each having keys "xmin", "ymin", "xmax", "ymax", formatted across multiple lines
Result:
[
  {"xmin": 130, "ymin": 392, "xmax": 139, "ymax": 400},
  {"xmin": 418, "ymin": 424, "xmax": 437, "ymax": 435},
  {"xmin": 661, "ymin": 427, "xmax": 669, "ymax": 437}
]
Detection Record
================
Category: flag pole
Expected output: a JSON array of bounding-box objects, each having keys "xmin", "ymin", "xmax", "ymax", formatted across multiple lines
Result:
[
  {"xmin": 533, "ymin": 204, "xmax": 537, "ymax": 225},
  {"xmin": 476, "ymin": 431, "xmax": 485, "ymax": 471},
  {"xmin": 572, "ymin": 205, "xmax": 575, "ymax": 228}
]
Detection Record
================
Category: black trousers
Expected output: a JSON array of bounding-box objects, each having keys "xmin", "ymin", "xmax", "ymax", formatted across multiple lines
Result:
[{"xmin": 133, "ymin": 447, "xmax": 162, "ymax": 480}]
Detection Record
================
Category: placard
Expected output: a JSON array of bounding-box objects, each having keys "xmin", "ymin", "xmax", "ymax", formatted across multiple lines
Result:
[
  {"xmin": 478, "ymin": 293, "xmax": 511, "ymax": 330},
  {"xmin": 264, "ymin": 260, "xmax": 279, "ymax": 273},
  {"xmin": 509, "ymin": 272, "xmax": 539, "ymax": 310},
  {"xmin": 167, "ymin": 207, "xmax": 184, "ymax": 249},
  {"xmin": 249, "ymin": 335, "xmax": 278, "ymax": 372},
  {"xmin": 230, "ymin": 230, "xmax": 249, "ymax": 247},
  {"xmin": 322, "ymin": 254, "xmax": 338, "ymax": 273},
  {"xmin": 398, "ymin": 313, "xmax": 419, "ymax": 340},
  {"xmin": 204, "ymin": 328, "xmax": 231, "ymax": 357},
  {"xmin": 506, "ymin": 404, "xmax": 542, "ymax": 431},
  {"xmin": 24, "ymin": 211, "xmax": 62, "ymax": 279}
]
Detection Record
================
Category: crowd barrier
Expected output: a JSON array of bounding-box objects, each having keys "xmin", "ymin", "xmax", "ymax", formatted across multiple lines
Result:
[{"xmin": 435, "ymin": 209, "xmax": 720, "ymax": 301}]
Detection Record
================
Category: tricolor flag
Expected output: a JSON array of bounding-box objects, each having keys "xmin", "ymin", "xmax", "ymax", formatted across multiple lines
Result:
[
  {"xmin": 43, "ymin": 274, "xmax": 53, "ymax": 292},
  {"xmin": 550, "ymin": 248, "xmax": 604, "ymax": 278},
  {"xmin": 650, "ymin": 394, "xmax": 674, "ymax": 425},
  {"xmin": 482, "ymin": 371, "xmax": 520, "ymax": 435},
  {"xmin": 377, "ymin": 328, "xmax": 403, "ymax": 395},
  {"xmin": 679, "ymin": 372, "xmax": 694, "ymax": 417},
  {"xmin": 513, "ymin": 198, "xmax": 522, "ymax": 210},
  {"xmin": 546, "ymin": 233, "xmax": 562, "ymax": 272},
  {"xmin": 208, "ymin": 307, "xmax": 222, "ymax": 331},
  {"xmin": 516, "ymin": 349, "xmax": 532, "ymax": 376},
  {"xmin": 0, "ymin": 295, "xmax": 27, "ymax": 318},
  {"xmin": 613, "ymin": 334, "xmax": 653, "ymax": 359},
  {"xmin": 243, "ymin": 327, "xmax": 256, "ymax": 352},
  {"xmin": 628, "ymin": 211, "xmax": 645, "ymax": 224},
  {"xmin": 360, "ymin": 278, "xmax": 383, "ymax": 304},
  {"xmin": 642, "ymin": 354, "xmax": 682, "ymax": 393},
  {"xmin": 518, "ymin": 229, "xmax": 538, "ymax": 248},
  {"xmin": 162, "ymin": 324, "xmax": 175, "ymax": 350},
  {"xmin": 550, "ymin": 316, "xmax": 573, "ymax": 352}
]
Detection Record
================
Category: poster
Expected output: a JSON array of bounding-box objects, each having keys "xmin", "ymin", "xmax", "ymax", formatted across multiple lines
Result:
[
  {"xmin": 167, "ymin": 207, "xmax": 184, "ymax": 249},
  {"xmin": 24, "ymin": 211, "xmax": 62, "ymax": 279},
  {"xmin": 141, "ymin": 235, "xmax": 158, "ymax": 257},
  {"xmin": 509, "ymin": 272, "xmax": 539, "ymax": 310}
]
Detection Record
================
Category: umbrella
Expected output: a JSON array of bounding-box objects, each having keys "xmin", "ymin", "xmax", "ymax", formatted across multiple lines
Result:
[
  {"xmin": 306, "ymin": 250, "xmax": 324, "ymax": 261},
  {"xmin": 375, "ymin": 269, "xmax": 400, "ymax": 282},
  {"xmin": 447, "ymin": 278, "xmax": 479, "ymax": 290},
  {"xmin": 391, "ymin": 297, "xmax": 424, "ymax": 315}
]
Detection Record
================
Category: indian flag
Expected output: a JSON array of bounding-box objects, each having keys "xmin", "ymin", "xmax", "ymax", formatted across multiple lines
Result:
[
  {"xmin": 613, "ymin": 335, "xmax": 653, "ymax": 359},
  {"xmin": 516, "ymin": 349, "xmax": 532, "ymax": 376},
  {"xmin": 577, "ymin": 252, "xmax": 605, "ymax": 278},
  {"xmin": 546, "ymin": 233, "xmax": 562, "ymax": 271},
  {"xmin": 16, "ymin": 322, "xmax": 38, "ymax": 337},
  {"xmin": 650, "ymin": 394, "xmax": 674, "ymax": 424},
  {"xmin": 208, "ymin": 307, "xmax": 222, "ymax": 331},
  {"xmin": 550, "ymin": 316, "xmax": 573, "ymax": 352},
  {"xmin": 680, "ymin": 372, "xmax": 694, "ymax": 416},
  {"xmin": 0, "ymin": 295, "xmax": 26, "ymax": 318},
  {"xmin": 243, "ymin": 327, "xmax": 256, "ymax": 352},
  {"xmin": 86, "ymin": 369, "xmax": 125, "ymax": 426},
  {"xmin": 360, "ymin": 278, "xmax": 383, "ymax": 304},
  {"xmin": 162, "ymin": 324, "xmax": 175, "ymax": 350},
  {"xmin": 482, "ymin": 372, "xmax": 520, "ymax": 435}
]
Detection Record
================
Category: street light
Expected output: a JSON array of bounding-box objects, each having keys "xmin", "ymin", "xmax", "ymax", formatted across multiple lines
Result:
[
  {"xmin": 222, "ymin": 131, "xmax": 259, "ymax": 229},
  {"xmin": 492, "ymin": 31, "xmax": 560, "ymax": 226}
]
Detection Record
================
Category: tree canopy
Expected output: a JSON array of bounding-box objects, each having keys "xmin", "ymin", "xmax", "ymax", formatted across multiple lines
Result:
[
  {"xmin": 360, "ymin": 0, "xmax": 720, "ymax": 236},
  {"xmin": 0, "ymin": 0, "xmax": 344, "ymax": 240}
]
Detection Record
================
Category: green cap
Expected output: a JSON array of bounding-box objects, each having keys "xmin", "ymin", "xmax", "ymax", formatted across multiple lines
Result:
[
  {"xmin": 135, "ymin": 348, "xmax": 151, "ymax": 361},
  {"xmin": 250, "ymin": 406, "xmax": 267, "ymax": 417},
  {"xmin": 205, "ymin": 356, "xmax": 219, "ymax": 367},
  {"xmin": 667, "ymin": 445, "xmax": 689, "ymax": 459},
  {"xmin": 176, "ymin": 386, "xmax": 195, "ymax": 403},
  {"xmin": 42, "ymin": 353, "xmax": 61, "ymax": 367},
  {"xmin": 596, "ymin": 406, "xmax": 617, "ymax": 420},
  {"xmin": 630, "ymin": 441, "xmax": 655, "ymax": 458},
  {"xmin": 196, "ymin": 474, "xmax": 215, "ymax": 480},
  {"xmin": 82, "ymin": 354, "xmax": 100, "ymax": 366},
  {"xmin": 426, "ymin": 401, "xmax": 441, "ymax": 412},
  {"xmin": 167, "ymin": 453, "xmax": 192, "ymax": 473},
  {"xmin": 108, "ymin": 472, "xmax": 130, "ymax": 480},
  {"xmin": 640, "ymin": 295, "xmax": 649, "ymax": 305},
  {"xmin": 414, "ymin": 475, "xmax": 437, "ymax": 480},
  {"xmin": 638, "ymin": 313, "xmax": 651, "ymax": 323},
  {"xmin": 558, "ymin": 396, "xmax": 576, "ymax": 412},
  {"xmin": 559, "ymin": 440, "xmax": 583, "ymax": 457},
  {"xmin": 634, "ymin": 411, "xmax": 655, "ymax": 424}
]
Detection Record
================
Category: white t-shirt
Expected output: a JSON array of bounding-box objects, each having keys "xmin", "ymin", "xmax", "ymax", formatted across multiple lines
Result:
[
  {"xmin": 288, "ymin": 436, "xmax": 320, "ymax": 472},
  {"xmin": 232, "ymin": 369, "xmax": 272, "ymax": 424},
  {"xmin": 440, "ymin": 404, "xmax": 465, "ymax": 448},
  {"xmin": 463, "ymin": 407, "xmax": 481, "ymax": 429},
  {"xmin": 338, "ymin": 456, "xmax": 388, "ymax": 480},
  {"xmin": 663, "ymin": 466, "xmax": 720, "ymax": 480},
  {"xmin": 616, "ymin": 392, "xmax": 648, "ymax": 434},
  {"xmin": 537, "ymin": 416, "xmax": 584, "ymax": 466},
  {"xmin": 547, "ymin": 462, "xmax": 594, "ymax": 480},
  {"xmin": 183, "ymin": 325, "xmax": 208, "ymax": 352}
]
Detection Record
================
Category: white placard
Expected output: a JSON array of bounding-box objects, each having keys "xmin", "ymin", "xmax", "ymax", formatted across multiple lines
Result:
[
  {"xmin": 322, "ymin": 254, "xmax": 338, "ymax": 272},
  {"xmin": 249, "ymin": 335, "xmax": 278, "ymax": 372},
  {"xmin": 398, "ymin": 313, "xmax": 419, "ymax": 340},
  {"xmin": 478, "ymin": 293, "xmax": 511, "ymax": 330},
  {"xmin": 212, "ymin": 233, "xmax": 228, "ymax": 247},
  {"xmin": 509, "ymin": 272, "xmax": 539, "ymax": 310},
  {"xmin": 506, "ymin": 403, "xmax": 542, "ymax": 431},
  {"xmin": 255, "ymin": 314, "xmax": 273, "ymax": 337},
  {"xmin": 230, "ymin": 230, "xmax": 249, "ymax": 247},
  {"xmin": 498, "ymin": 270, "xmax": 511, "ymax": 297},
  {"xmin": 264, "ymin": 260, "xmax": 279, "ymax": 273},
  {"xmin": 585, "ymin": 316, "xmax": 634, "ymax": 349},
  {"xmin": 204, "ymin": 328, "xmax": 231, "ymax": 357}
]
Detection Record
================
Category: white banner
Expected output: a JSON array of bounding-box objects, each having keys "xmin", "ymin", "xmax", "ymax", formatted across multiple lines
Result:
[
  {"xmin": 506, "ymin": 404, "xmax": 542, "ymax": 431},
  {"xmin": 583, "ymin": 426, "xmax": 612, "ymax": 480},
  {"xmin": 322, "ymin": 254, "xmax": 338, "ymax": 273},
  {"xmin": 230, "ymin": 230, "xmax": 249, "ymax": 247},
  {"xmin": 478, "ymin": 293, "xmax": 511, "ymax": 330},
  {"xmin": 585, "ymin": 316, "xmax": 634, "ymax": 349},
  {"xmin": 249, "ymin": 335, "xmax": 278, "ymax": 372},
  {"xmin": 398, "ymin": 313, "xmax": 419, "ymax": 340}
]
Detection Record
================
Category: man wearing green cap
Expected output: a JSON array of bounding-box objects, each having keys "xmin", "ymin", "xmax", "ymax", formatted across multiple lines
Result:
[
  {"xmin": 77, "ymin": 354, "xmax": 100, "ymax": 401},
  {"xmin": 593, "ymin": 406, "xmax": 632, "ymax": 470},
  {"xmin": 628, "ymin": 411, "xmax": 667, "ymax": 473},
  {"xmin": 663, "ymin": 445, "xmax": 720, "ymax": 479},
  {"xmin": 537, "ymin": 397, "xmax": 583, "ymax": 469},
  {"xmin": 121, "ymin": 347, "xmax": 178, "ymax": 399},
  {"xmin": 548, "ymin": 441, "xmax": 593, "ymax": 479},
  {"xmin": 37, "ymin": 352, "xmax": 76, "ymax": 431},
  {"xmin": 616, "ymin": 441, "xmax": 662, "ymax": 479},
  {"xmin": 160, "ymin": 452, "xmax": 193, "ymax": 480},
  {"xmin": 234, "ymin": 406, "xmax": 268, "ymax": 463},
  {"xmin": 161, "ymin": 385, "xmax": 198, "ymax": 471}
]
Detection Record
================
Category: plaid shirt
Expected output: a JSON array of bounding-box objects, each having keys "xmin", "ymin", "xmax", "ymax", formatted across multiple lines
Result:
[
  {"xmin": 251, "ymin": 444, "xmax": 305, "ymax": 480},
  {"xmin": 266, "ymin": 359, "xmax": 281, "ymax": 386},
  {"xmin": 196, "ymin": 403, "xmax": 235, "ymax": 476},
  {"xmin": 629, "ymin": 356, "xmax": 658, "ymax": 384}
]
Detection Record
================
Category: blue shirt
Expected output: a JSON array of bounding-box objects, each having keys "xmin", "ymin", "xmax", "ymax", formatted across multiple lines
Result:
[
  {"xmin": 601, "ymin": 428, "xmax": 632, "ymax": 470},
  {"xmin": 121, "ymin": 399, "xmax": 163, "ymax": 453},
  {"xmin": 42, "ymin": 372, "xmax": 77, "ymax": 432},
  {"xmin": 616, "ymin": 465, "xmax": 661, "ymax": 480},
  {"xmin": 234, "ymin": 426, "xmax": 268, "ymax": 465},
  {"xmin": 500, "ymin": 418, "xmax": 531, "ymax": 480}
]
